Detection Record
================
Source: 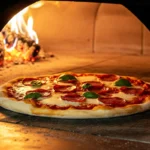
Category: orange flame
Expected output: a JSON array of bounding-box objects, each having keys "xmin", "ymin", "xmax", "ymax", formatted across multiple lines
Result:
[
  {"xmin": 27, "ymin": 16, "xmax": 38, "ymax": 44},
  {"xmin": 3, "ymin": 4, "xmax": 40, "ymax": 63},
  {"xmin": 6, "ymin": 7, "xmax": 38, "ymax": 49},
  {"xmin": 8, "ymin": 7, "xmax": 29, "ymax": 35}
]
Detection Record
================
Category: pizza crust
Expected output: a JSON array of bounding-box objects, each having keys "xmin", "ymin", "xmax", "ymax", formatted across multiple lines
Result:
[
  {"xmin": 31, "ymin": 100, "xmax": 150, "ymax": 118},
  {"xmin": 0, "ymin": 97, "xmax": 32, "ymax": 115}
]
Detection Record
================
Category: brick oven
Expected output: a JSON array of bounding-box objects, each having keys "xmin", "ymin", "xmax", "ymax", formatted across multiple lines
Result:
[{"xmin": 0, "ymin": 1, "xmax": 150, "ymax": 150}]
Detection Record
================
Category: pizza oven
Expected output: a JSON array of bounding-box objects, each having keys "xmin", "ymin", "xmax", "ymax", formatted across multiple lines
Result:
[{"xmin": 0, "ymin": 1, "xmax": 150, "ymax": 150}]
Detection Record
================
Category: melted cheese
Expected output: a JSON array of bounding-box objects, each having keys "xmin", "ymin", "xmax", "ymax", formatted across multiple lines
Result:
[
  {"xmin": 112, "ymin": 92, "xmax": 136, "ymax": 101},
  {"xmin": 14, "ymin": 86, "xmax": 34, "ymax": 96},
  {"xmin": 41, "ymin": 94, "xmax": 80, "ymax": 106},
  {"xmin": 55, "ymin": 82, "xmax": 73, "ymax": 86},
  {"xmin": 41, "ymin": 96, "xmax": 103, "ymax": 106},
  {"xmin": 103, "ymin": 81, "xmax": 115, "ymax": 87},
  {"xmin": 86, "ymin": 98, "xmax": 103, "ymax": 105},
  {"xmin": 77, "ymin": 76, "xmax": 99, "ymax": 82},
  {"xmin": 41, "ymin": 83, "xmax": 52, "ymax": 89}
]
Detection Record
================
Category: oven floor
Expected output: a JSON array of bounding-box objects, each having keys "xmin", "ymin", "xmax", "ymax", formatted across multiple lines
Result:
[
  {"xmin": 0, "ymin": 53, "xmax": 150, "ymax": 150},
  {"xmin": 1, "ymin": 53, "xmax": 150, "ymax": 84}
]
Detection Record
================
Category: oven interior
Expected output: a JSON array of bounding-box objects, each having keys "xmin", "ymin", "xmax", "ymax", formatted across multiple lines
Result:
[
  {"xmin": 0, "ymin": 1, "xmax": 150, "ymax": 85},
  {"xmin": 0, "ymin": 1, "xmax": 150, "ymax": 148}
]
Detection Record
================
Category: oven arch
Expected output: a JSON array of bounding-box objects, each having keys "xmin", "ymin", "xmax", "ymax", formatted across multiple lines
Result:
[{"xmin": 0, "ymin": 0, "xmax": 149, "ymax": 31}]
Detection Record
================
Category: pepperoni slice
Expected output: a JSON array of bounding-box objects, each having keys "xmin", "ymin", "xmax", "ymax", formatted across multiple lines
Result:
[
  {"xmin": 8, "ymin": 89, "xmax": 15, "ymax": 96},
  {"xmin": 49, "ymin": 105, "xmax": 70, "ymax": 110},
  {"xmin": 140, "ymin": 89, "xmax": 150, "ymax": 96},
  {"xmin": 129, "ymin": 96, "xmax": 146, "ymax": 104},
  {"xmin": 61, "ymin": 93, "xmax": 86, "ymax": 102},
  {"xmin": 15, "ymin": 93, "xmax": 25, "ymax": 100},
  {"xmin": 127, "ymin": 77, "xmax": 145, "ymax": 86},
  {"xmin": 22, "ymin": 78, "xmax": 38, "ymax": 86},
  {"xmin": 98, "ymin": 87, "xmax": 119, "ymax": 95},
  {"xmin": 53, "ymin": 84, "xmax": 76, "ymax": 93},
  {"xmin": 143, "ymin": 83, "xmax": 150, "ymax": 90},
  {"xmin": 58, "ymin": 79, "xmax": 77, "ymax": 84},
  {"xmin": 7, "ymin": 87, "xmax": 15, "ymax": 97},
  {"xmin": 98, "ymin": 97, "xmax": 126, "ymax": 107},
  {"xmin": 22, "ymin": 77, "xmax": 46, "ymax": 86},
  {"xmin": 26, "ymin": 89, "xmax": 51, "ymax": 97},
  {"xmin": 82, "ymin": 81, "xmax": 104, "ymax": 90},
  {"xmin": 7, "ymin": 87, "xmax": 24, "ymax": 100},
  {"xmin": 120, "ymin": 87, "xmax": 143, "ymax": 95},
  {"xmin": 97, "ymin": 74, "xmax": 118, "ymax": 81}
]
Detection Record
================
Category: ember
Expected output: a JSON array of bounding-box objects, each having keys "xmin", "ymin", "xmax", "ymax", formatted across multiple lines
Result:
[{"xmin": 0, "ymin": 5, "xmax": 45, "ymax": 66}]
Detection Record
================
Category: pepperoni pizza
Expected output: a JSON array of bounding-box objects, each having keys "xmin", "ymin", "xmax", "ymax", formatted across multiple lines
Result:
[{"xmin": 0, "ymin": 72, "xmax": 150, "ymax": 118}]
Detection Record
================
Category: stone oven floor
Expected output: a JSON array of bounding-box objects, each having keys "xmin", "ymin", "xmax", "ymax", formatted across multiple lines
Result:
[
  {"xmin": 1, "ymin": 53, "xmax": 150, "ymax": 84},
  {"xmin": 0, "ymin": 53, "xmax": 150, "ymax": 150}
]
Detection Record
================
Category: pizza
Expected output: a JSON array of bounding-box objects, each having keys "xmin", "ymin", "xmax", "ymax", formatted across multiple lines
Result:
[{"xmin": 0, "ymin": 72, "xmax": 150, "ymax": 118}]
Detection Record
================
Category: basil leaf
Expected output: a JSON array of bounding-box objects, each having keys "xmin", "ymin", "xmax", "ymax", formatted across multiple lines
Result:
[
  {"xmin": 59, "ymin": 74, "xmax": 77, "ymax": 81},
  {"xmin": 83, "ymin": 92, "xmax": 99, "ymax": 99},
  {"xmin": 24, "ymin": 92, "xmax": 42, "ymax": 100},
  {"xmin": 82, "ymin": 83, "xmax": 91, "ymax": 89},
  {"xmin": 115, "ymin": 78, "xmax": 132, "ymax": 86},
  {"xmin": 31, "ymin": 80, "xmax": 42, "ymax": 87}
]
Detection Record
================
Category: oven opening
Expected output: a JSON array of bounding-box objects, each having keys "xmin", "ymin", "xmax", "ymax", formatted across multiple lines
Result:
[{"xmin": 0, "ymin": 1, "xmax": 149, "ymax": 85}]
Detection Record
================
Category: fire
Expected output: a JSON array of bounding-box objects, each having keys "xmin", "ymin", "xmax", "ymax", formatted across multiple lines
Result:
[
  {"xmin": 1, "ymin": 4, "xmax": 41, "ymax": 65},
  {"xmin": 7, "ymin": 7, "xmax": 39, "ymax": 46},
  {"xmin": 27, "ymin": 16, "xmax": 38, "ymax": 44},
  {"xmin": 8, "ymin": 7, "xmax": 29, "ymax": 35},
  {"xmin": 0, "ymin": 1, "xmax": 61, "ymax": 66}
]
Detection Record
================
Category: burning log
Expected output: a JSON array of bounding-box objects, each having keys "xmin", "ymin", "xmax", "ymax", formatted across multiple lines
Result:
[
  {"xmin": 0, "ymin": 5, "xmax": 49, "ymax": 66},
  {"xmin": 0, "ymin": 5, "xmax": 56, "ymax": 67},
  {"xmin": 0, "ymin": 24, "xmax": 45, "ymax": 65}
]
